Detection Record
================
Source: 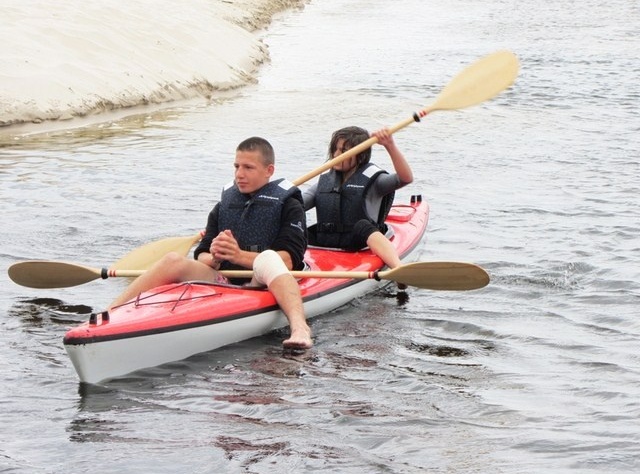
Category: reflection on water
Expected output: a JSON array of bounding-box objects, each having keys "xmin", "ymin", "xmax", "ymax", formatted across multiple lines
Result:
[
  {"xmin": 0, "ymin": 91, "xmax": 243, "ymax": 149},
  {"xmin": 0, "ymin": 107, "xmax": 181, "ymax": 148},
  {"xmin": 8, "ymin": 297, "xmax": 92, "ymax": 327}
]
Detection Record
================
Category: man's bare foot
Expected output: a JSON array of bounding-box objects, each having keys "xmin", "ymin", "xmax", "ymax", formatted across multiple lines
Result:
[{"xmin": 283, "ymin": 327, "xmax": 313, "ymax": 349}]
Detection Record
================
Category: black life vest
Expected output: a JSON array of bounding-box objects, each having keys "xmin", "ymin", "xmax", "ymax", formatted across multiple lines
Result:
[
  {"xmin": 217, "ymin": 178, "xmax": 302, "ymax": 270},
  {"xmin": 314, "ymin": 163, "xmax": 392, "ymax": 248}
]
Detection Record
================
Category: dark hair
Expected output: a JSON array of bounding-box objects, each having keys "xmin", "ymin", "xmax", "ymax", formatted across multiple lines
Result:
[
  {"xmin": 237, "ymin": 137, "xmax": 275, "ymax": 166},
  {"xmin": 328, "ymin": 126, "xmax": 371, "ymax": 166}
]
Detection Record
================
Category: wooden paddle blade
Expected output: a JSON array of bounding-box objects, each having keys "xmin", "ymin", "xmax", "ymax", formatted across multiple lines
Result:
[
  {"xmin": 8, "ymin": 261, "xmax": 102, "ymax": 289},
  {"xmin": 382, "ymin": 262, "xmax": 490, "ymax": 291},
  {"xmin": 111, "ymin": 233, "xmax": 202, "ymax": 271},
  {"xmin": 430, "ymin": 50, "xmax": 519, "ymax": 112}
]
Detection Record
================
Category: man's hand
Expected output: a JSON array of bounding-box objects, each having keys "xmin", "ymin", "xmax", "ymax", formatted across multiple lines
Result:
[{"xmin": 210, "ymin": 229, "xmax": 241, "ymax": 265}]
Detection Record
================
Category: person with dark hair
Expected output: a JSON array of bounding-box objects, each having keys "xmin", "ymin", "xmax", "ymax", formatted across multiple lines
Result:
[
  {"xmin": 302, "ymin": 126, "xmax": 413, "ymax": 271},
  {"xmin": 109, "ymin": 137, "xmax": 312, "ymax": 349}
]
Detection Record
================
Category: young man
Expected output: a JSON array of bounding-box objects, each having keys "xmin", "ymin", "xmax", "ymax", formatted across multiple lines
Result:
[
  {"xmin": 302, "ymin": 126, "xmax": 413, "ymax": 270},
  {"xmin": 109, "ymin": 137, "xmax": 312, "ymax": 349}
]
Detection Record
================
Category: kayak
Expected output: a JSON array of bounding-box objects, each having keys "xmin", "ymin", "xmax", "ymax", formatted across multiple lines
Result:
[
  {"xmin": 64, "ymin": 196, "xmax": 429, "ymax": 383},
  {"xmin": 63, "ymin": 195, "xmax": 429, "ymax": 384}
]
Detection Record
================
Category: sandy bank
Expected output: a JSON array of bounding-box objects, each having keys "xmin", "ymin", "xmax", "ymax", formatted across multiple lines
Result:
[{"xmin": 0, "ymin": 0, "xmax": 308, "ymax": 130}]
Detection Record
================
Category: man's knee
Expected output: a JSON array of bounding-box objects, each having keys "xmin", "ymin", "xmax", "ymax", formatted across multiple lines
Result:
[
  {"xmin": 157, "ymin": 252, "xmax": 186, "ymax": 268},
  {"xmin": 253, "ymin": 250, "xmax": 289, "ymax": 286}
]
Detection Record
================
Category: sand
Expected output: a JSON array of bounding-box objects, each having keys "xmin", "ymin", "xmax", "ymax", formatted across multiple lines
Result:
[{"xmin": 0, "ymin": 0, "xmax": 308, "ymax": 129}]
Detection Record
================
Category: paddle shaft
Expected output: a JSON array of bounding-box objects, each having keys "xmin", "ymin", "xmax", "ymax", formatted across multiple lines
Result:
[
  {"xmin": 96, "ymin": 269, "xmax": 396, "ymax": 280},
  {"xmin": 293, "ymin": 114, "xmax": 419, "ymax": 186},
  {"xmin": 101, "ymin": 265, "xmax": 489, "ymax": 291}
]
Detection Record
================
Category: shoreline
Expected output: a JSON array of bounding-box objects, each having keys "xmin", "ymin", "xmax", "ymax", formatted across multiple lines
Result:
[{"xmin": 0, "ymin": 0, "xmax": 308, "ymax": 135}]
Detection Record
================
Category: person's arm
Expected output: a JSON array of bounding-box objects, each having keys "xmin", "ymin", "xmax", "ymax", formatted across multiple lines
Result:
[
  {"xmin": 193, "ymin": 204, "xmax": 221, "ymax": 268},
  {"xmin": 372, "ymin": 128, "xmax": 413, "ymax": 185},
  {"xmin": 270, "ymin": 198, "xmax": 308, "ymax": 271},
  {"xmin": 301, "ymin": 182, "xmax": 318, "ymax": 211}
]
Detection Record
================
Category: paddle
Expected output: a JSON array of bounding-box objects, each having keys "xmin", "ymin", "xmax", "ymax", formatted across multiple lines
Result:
[
  {"xmin": 293, "ymin": 49, "xmax": 519, "ymax": 186},
  {"xmin": 110, "ymin": 232, "xmax": 202, "ymax": 270},
  {"xmin": 8, "ymin": 261, "xmax": 143, "ymax": 289},
  {"xmin": 8, "ymin": 260, "xmax": 489, "ymax": 291}
]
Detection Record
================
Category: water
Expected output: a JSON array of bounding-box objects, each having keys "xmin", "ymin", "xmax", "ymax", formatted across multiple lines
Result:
[{"xmin": 2, "ymin": 0, "xmax": 639, "ymax": 472}]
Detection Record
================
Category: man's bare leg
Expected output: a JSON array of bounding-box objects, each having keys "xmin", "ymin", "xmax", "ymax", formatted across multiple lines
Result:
[
  {"xmin": 109, "ymin": 252, "xmax": 216, "ymax": 309},
  {"xmin": 268, "ymin": 273, "xmax": 313, "ymax": 349}
]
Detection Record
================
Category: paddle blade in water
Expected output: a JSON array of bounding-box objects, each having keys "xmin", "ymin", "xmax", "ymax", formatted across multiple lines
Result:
[
  {"xmin": 8, "ymin": 261, "xmax": 101, "ymax": 289},
  {"xmin": 384, "ymin": 261, "xmax": 490, "ymax": 291}
]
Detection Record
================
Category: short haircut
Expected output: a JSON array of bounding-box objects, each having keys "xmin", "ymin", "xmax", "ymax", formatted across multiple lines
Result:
[{"xmin": 237, "ymin": 137, "xmax": 275, "ymax": 166}]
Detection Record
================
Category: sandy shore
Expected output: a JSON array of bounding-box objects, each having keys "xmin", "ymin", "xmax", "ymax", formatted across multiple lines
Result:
[{"xmin": 0, "ymin": 0, "xmax": 308, "ymax": 130}]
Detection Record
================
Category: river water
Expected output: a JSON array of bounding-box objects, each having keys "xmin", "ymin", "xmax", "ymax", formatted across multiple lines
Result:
[{"xmin": 1, "ymin": 0, "xmax": 639, "ymax": 472}]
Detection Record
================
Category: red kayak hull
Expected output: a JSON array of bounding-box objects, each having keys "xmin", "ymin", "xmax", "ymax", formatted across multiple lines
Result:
[{"xmin": 63, "ymin": 196, "xmax": 429, "ymax": 383}]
